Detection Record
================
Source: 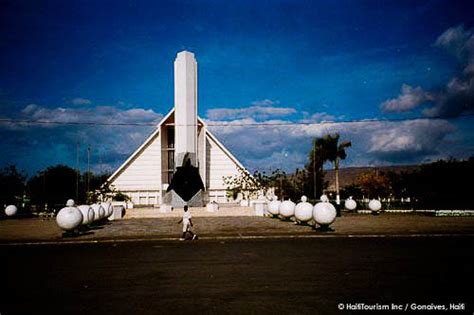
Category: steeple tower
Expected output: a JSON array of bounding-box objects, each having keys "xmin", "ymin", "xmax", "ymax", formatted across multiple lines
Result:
[{"xmin": 174, "ymin": 50, "xmax": 198, "ymax": 168}]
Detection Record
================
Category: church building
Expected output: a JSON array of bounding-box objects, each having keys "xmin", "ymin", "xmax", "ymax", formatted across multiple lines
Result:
[{"xmin": 107, "ymin": 51, "xmax": 247, "ymax": 206}]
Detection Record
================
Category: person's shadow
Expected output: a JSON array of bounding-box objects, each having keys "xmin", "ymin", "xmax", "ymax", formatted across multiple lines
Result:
[
  {"xmin": 61, "ymin": 230, "xmax": 95, "ymax": 238},
  {"xmin": 313, "ymin": 225, "xmax": 335, "ymax": 232}
]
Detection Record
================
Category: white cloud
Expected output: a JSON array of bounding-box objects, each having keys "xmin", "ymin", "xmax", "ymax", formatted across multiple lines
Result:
[
  {"xmin": 0, "ymin": 104, "xmax": 163, "ymax": 174},
  {"xmin": 207, "ymin": 116, "xmax": 458, "ymax": 171},
  {"xmin": 22, "ymin": 104, "xmax": 38, "ymax": 115},
  {"xmin": 380, "ymin": 84, "xmax": 434, "ymax": 113},
  {"xmin": 251, "ymin": 99, "xmax": 280, "ymax": 106},
  {"xmin": 0, "ymin": 101, "xmax": 465, "ymax": 175},
  {"xmin": 300, "ymin": 112, "xmax": 336, "ymax": 122},
  {"xmin": 434, "ymin": 25, "xmax": 473, "ymax": 62},
  {"xmin": 71, "ymin": 97, "xmax": 92, "ymax": 105},
  {"xmin": 385, "ymin": 25, "xmax": 474, "ymax": 117},
  {"xmin": 367, "ymin": 119, "xmax": 455, "ymax": 159},
  {"xmin": 206, "ymin": 99, "xmax": 296, "ymax": 120},
  {"xmin": 20, "ymin": 104, "xmax": 162, "ymax": 126}
]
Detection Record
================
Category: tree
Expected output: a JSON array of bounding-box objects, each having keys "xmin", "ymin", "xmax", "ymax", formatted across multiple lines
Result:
[
  {"xmin": 252, "ymin": 169, "xmax": 287, "ymax": 199},
  {"xmin": 26, "ymin": 164, "xmax": 113, "ymax": 211},
  {"xmin": 287, "ymin": 168, "xmax": 307, "ymax": 200},
  {"xmin": 27, "ymin": 165, "xmax": 79, "ymax": 210},
  {"xmin": 340, "ymin": 183, "xmax": 363, "ymax": 200},
  {"xmin": 400, "ymin": 158, "xmax": 474, "ymax": 209},
  {"xmin": 323, "ymin": 133, "xmax": 351, "ymax": 204},
  {"xmin": 0, "ymin": 165, "xmax": 26, "ymax": 207},
  {"xmin": 86, "ymin": 183, "xmax": 130, "ymax": 204},
  {"xmin": 223, "ymin": 168, "xmax": 290, "ymax": 201},
  {"xmin": 86, "ymin": 171, "xmax": 111, "ymax": 200},
  {"xmin": 223, "ymin": 168, "xmax": 262, "ymax": 200},
  {"xmin": 355, "ymin": 170, "xmax": 392, "ymax": 199}
]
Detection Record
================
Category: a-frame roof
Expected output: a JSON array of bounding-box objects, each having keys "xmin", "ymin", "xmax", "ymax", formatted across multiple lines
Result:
[
  {"xmin": 107, "ymin": 108, "xmax": 172, "ymax": 183},
  {"xmin": 107, "ymin": 108, "xmax": 246, "ymax": 184},
  {"xmin": 205, "ymin": 127, "xmax": 246, "ymax": 171}
]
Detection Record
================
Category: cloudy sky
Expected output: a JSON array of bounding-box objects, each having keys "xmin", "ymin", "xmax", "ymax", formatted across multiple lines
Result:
[{"xmin": 1, "ymin": 0, "xmax": 474, "ymax": 176}]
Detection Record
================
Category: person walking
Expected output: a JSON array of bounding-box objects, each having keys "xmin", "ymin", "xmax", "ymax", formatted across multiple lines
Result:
[{"xmin": 178, "ymin": 205, "xmax": 197, "ymax": 240}]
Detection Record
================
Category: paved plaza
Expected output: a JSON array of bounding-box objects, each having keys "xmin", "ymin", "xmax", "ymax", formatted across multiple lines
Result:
[
  {"xmin": 0, "ymin": 212, "xmax": 473, "ymax": 244},
  {"xmin": 1, "ymin": 212, "xmax": 473, "ymax": 314}
]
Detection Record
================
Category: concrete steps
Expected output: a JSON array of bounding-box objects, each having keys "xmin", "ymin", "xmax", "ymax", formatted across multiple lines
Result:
[{"xmin": 123, "ymin": 206, "xmax": 256, "ymax": 219}]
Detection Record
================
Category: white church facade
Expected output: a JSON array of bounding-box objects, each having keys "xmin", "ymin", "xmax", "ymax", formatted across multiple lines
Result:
[{"xmin": 107, "ymin": 51, "xmax": 246, "ymax": 206}]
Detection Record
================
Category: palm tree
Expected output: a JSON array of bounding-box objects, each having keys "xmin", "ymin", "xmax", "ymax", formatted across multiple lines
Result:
[
  {"xmin": 324, "ymin": 133, "xmax": 351, "ymax": 205},
  {"xmin": 308, "ymin": 137, "xmax": 330, "ymax": 199}
]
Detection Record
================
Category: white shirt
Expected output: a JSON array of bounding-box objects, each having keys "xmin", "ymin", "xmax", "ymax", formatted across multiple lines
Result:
[{"xmin": 183, "ymin": 211, "xmax": 192, "ymax": 225}]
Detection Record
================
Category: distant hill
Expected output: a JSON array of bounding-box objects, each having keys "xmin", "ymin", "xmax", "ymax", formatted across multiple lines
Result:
[{"xmin": 324, "ymin": 165, "xmax": 419, "ymax": 190}]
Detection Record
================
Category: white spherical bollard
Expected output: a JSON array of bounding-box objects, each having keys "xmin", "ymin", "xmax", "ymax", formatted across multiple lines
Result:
[
  {"xmin": 295, "ymin": 196, "xmax": 313, "ymax": 222},
  {"xmin": 77, "ymin": 205, "xmax": 95, "ymax": 225},
  {"xmin": 369, "ymin": 199, "xmax": 382, "ymax": 211},
  {"xmin": 345, "ymin": 198, "xmax": 357, "ymax": 211},
  {"xmin": 279, "ymin": 200, "xmax": 296, "ymax": 218},
  {"xmin": 101, "ymin": 202, "xmax": 113, "ymax": 218},
  {"xmin": 320, "ymin": 194, "xmax": 329, "ymax": 202},
  {"xmin": 56, "ymin": 207, "xmax": 83, "ymax": 231},
  {"xmin": 5, "ymin": 205, "xmax": 18, "ymax": 217},
  {"xmin": 267, "ymin": 199, "xmax": 281, "ymax": 215},
  {"xmin": 66, "ymin": 199, "xmax": 75, "ymax": 207},
  {"xmin": 313, "ymin": 202, "xmax": 337, "ymax": 226},
  {"xmin": 91, "ymin": 204, "xmax": 106, "ymax": 220}
]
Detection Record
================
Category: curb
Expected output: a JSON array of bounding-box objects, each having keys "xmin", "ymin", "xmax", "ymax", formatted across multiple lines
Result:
[{"xmin": 1, "ymin": 233, "xmax": 473, "ymax": 247}]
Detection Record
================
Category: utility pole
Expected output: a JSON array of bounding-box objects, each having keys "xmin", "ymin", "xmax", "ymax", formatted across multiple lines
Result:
[
  {"xmin": 293, "ymin": 170, "xmax": 297, "ymax": 196},
  {"xmin": 42, "ymin": 171, "xmax": 46, "ymax": 211},
  {"xmin": 313, "ymin": 144, "xmax": 317, "ymax": 199},
  {"xmin": 76, "ymin": 142, "xmax": 80, "ymax": 203},
  {"xmin": 279, "ymin": 175, "xmax": 283, "ymax": 201},
  {"xmin": 87, "ymin": 146, "xmax": 91, "ymax": 195},
  {"xmin": 99, "ymin": 151, "xmax": 103, "ymax": 174}
]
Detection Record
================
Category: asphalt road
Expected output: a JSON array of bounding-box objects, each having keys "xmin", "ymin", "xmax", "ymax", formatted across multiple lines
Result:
[{"xmin": 1, "ymin": 237, "xmax": 473, "ymax": 314}]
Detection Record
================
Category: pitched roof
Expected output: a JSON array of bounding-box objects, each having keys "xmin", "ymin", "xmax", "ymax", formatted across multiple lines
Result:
[
  {"xmin": 107, "ymin": 109, "xmax": 172, "ymax": 183},
  {"xmin": 107, "ymin": 109, "xmax": 246, "ymax": 184}
]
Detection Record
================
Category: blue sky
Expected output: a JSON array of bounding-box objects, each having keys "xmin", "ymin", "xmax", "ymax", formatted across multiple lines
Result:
[{"xmin": 1, "ymin": 0, "xmax": 474, "ymax": 175}]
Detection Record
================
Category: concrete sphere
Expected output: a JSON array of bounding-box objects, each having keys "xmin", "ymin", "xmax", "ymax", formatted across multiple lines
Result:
[
  {"xmin": 295, "ymin": 199, "xmax": 313, "ymax": 222},
  {"xmin": 345, "ymin": 199, "xmax": 357, "ymax": 211},
  {"xmin": 5, "ymin": 205, "xmax": 18, "ymax": 217},
  {"xmin": 301, "ymin": 195, "xmax": 308, "ymax": 202},
  {"xmin": 56, "ymin": 207, "xmax": 83, "ymax": 231},
  {"xmin": 279, "ymin": 200, "xmax": 295, "ymax": 218},
  {"xmin": 369, "ymin": 199, "xmax": 382, "ymax": 211},
  {"xmin": 313, "ymin": 202, "xmax": 337, "ymax": 226},
  {"xmin": 267, "ymin": 200, "xmax": 281, "ymax": 215},
  {"xmin": 101, "ymin": 202, "xmax": 113, "ymax": 218},
  {"xmin": 91, "ymin": 204, "xmax": 106, "ymax": 220},
  {"xmin": 108, "ymin": 204, "xmax": 114, "ymax": 217},
  {"xmin": 66, "ymin": 199, "xmax": 75, "ymax": 207},
  {"xmin": 320, "ymin": 194, "xmax": 329, "ymax": 202},
  {"xmin": 78, "ymin": 205, "xmax": 95, "ymax": 225}
]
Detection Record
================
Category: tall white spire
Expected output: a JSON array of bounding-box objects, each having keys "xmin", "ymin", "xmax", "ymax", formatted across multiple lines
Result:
[{"xmin": 174, "ymin": 50, "xmax": 198, "ymax": 167}]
